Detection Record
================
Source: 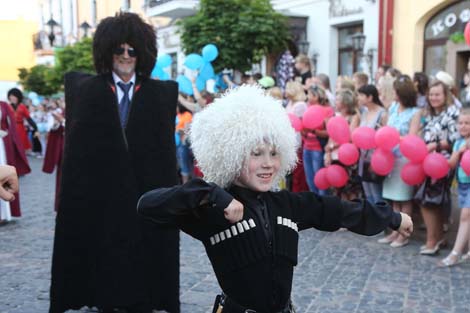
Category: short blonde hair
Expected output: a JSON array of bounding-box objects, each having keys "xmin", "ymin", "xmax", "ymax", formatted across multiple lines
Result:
[
  {"xmin": 189, "ymin": 85, "xmax": 298, "ymax": 188},
  {"xmin": 338, "ymin": 76, "xmax": 355, "ymax": 92},
  {"xmin": 285, "ymin": 81, "xmax": 306, "ymax": 102},
  {"xmin": 268, "ymin": 86, "xmax": 283, "ymax": 100},
  {"xmin": 377, "ymin": 74, "xmax": 395, "ymax": 105},
  {"xmin": 336, "ymin": 89, "xmax": 357, "ymax": 115}
]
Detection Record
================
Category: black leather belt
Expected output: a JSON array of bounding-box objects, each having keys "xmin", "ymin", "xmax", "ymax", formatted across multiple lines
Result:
[{"xmin": 212, "ymin": 294, "xmax": 295, "ymax": 313}]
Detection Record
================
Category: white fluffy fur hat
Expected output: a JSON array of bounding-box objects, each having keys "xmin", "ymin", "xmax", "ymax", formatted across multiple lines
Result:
[{"xmin": 189, "ymin": 85, "xmax": 298, "ymax": 188}]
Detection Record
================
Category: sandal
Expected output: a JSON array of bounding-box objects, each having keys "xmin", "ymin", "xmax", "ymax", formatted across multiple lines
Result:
[
  {"xmin": 420, "ymin": 239, "xmax": 447, "ymax": 251},
  {"xmin": 462, "ymin": 252, "xmax": 470, "ymax": 262},
  {"xmin": 437, "ymin": 251, "xmax": 463, "ymax": 267}
]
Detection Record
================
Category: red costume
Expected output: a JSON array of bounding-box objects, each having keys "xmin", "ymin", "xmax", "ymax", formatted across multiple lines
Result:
[
  {"xmin": 0, "ymin": 101, "xmax": 30, "ymax": 216},
  {"xmin": 13, "ymin": 103, "xmax": 32, "ymax": 150},
  {"xmin": 43, "ymin": 119, "xmax": 65, "ymax": 212}
]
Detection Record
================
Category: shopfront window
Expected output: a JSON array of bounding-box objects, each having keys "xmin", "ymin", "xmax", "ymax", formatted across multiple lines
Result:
[
  {"xmin": 424, "ymin": 45, "xmax": 447, "ymax": 76},
  {"xmin": 338, "ymin": 24, "xmax": 363, "ymax": 77},
  {"xmin": 424, "ymin": 0, "xmax": 470, "ymax": 75}
]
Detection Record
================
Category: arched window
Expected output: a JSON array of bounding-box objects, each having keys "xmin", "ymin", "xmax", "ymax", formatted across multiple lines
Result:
[{"xmin": 424, "ymin": 0, "xmax": 470, "ymax": 75}]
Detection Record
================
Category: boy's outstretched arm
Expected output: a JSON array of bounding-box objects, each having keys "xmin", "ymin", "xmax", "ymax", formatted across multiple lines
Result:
[{"xmin": 291, "ymin": 192, "xmax": 412, "ymax": 237}]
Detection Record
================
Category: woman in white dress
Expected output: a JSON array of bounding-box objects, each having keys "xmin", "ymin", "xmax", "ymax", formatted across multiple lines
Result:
[{"xmin": 0, "ymin": 107, "xmax": 11, "ymax": 223}]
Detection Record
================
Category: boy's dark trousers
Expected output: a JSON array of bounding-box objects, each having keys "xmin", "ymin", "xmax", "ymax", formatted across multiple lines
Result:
[{"xmin": 212, "ymin": 294, "xmax": 295, "ymax": 313}]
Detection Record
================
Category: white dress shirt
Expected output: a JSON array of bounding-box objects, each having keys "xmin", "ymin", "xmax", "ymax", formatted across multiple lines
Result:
[{"xmin": 112, "ymin": 72, "xmax": 136, "ymax": 103}]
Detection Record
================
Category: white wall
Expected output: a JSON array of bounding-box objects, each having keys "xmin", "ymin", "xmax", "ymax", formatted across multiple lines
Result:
[
  {"xmin": 0, "ymin": 82, "xmax": 20, "ymax": 102},
  {"xmin": 273, "ymin": 0, "xmax": 379, "ymax": 89}
]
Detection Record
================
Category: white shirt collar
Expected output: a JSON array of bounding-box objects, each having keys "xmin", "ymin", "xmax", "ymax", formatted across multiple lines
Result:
[{"xmin": 112, "ymin": 72, "xmax": 136, "ymax": 87}]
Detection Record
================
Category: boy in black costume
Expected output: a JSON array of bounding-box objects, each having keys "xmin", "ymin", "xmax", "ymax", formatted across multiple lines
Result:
[{"xmin": 138, "ymin": 85, "xmax": 413, "ymax": 313}]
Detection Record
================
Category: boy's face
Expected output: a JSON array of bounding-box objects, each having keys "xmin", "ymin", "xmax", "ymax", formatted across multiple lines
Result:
[
  {"xmin": 458, "ymin": 115, "xmax": 470, "ymax": 137},
  {"xmin": 235, "ymin": 143, "xmax": 281, "ymax": 192}
]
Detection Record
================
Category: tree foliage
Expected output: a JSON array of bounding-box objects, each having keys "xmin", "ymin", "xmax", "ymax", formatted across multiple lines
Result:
[
  {"xmin": 177, "ymin": 0, "xmax": 291, "ymax": 72},
  {"xmin": 18, "ymin": 37, "xmax": 94, "ymax": 96},
  {"xmin": 17, "ymin": 65, "xmax": 57, "ymax": 96}
]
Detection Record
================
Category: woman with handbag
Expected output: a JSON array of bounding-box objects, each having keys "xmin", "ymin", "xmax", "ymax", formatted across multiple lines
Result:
[
  {"xmin": 378, "ymin": 76, "xmax": 421, "ymax": 247},
  {"xmin": 418, "ymin": 81, "xmax": 460, "ymax": 255},
  {"xmin": 357, "ymin": 85, "xmax": 387, "ymax": 203}
]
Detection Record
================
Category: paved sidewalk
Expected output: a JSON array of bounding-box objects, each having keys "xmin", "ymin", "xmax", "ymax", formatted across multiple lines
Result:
[{"xmin": 0, "ymin": 158, "xmax": 469, "ymax": 313}]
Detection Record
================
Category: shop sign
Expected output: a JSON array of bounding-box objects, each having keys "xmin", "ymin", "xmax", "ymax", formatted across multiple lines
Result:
[{"xmin": 425, "ymin": 1, "xmax": 470, "ymax": 40}]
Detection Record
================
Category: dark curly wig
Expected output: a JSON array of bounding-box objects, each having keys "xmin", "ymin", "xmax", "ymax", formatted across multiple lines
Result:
[
  {"xmin": 93, "ymin": 12, "xmax": 157, "ymax": 78},
  {"xmin": 7, "ymin": 88, "xmax": 23, "ymax": 104}
]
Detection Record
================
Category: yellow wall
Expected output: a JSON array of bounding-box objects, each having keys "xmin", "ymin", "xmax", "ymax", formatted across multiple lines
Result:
[
  {"xmin": 0, "ymin": 19, "xmax": 38, "ymax": 81},
  {"xmin": 78, "ymin": 0, "xmax": 146, "ymax": 28},
  {"xmin": 392, "ymin": 0, "xmax": 452, "ymax": 75}
]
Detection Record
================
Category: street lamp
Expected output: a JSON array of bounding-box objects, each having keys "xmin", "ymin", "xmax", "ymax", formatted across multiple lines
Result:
[
  {"xmin": 351, "ymin": 32, "xmax": 375, "ymax": 81},
  {"xmin": 80, "ymin": 21, "xmax": 91, "ymax": 38},
  {"xmin": 312, "ymin": 52, "xmax": 319, "ymax": 76},
  {"xmin": 46, "ymin": 17, "xmax": 60, "ymax": 47}
]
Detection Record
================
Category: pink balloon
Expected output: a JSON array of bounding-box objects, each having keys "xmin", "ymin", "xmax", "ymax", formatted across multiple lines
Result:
[
  {"xmin": 314, "ymin": 167, "xmax": 330, "ymax": 190},
  {"xmin": 351, "ymin": 126, "xmax": 377, "ymax": 149},
  {"xmin": 399, "ymin": 135, "xmax": 428, "ymax": 163},
  {"xmin": 461, "ymin": 150, "xmax": 470, "ymax": 175},
  {"xmin": 288, "ymin": 113, "xmax": 302, "ymax": 132},
  {"xmin": 375, "ymin": 126, "xmax": 400, "ymax": 150},
  {"xmin": 326, "ymin": 164, "xmax": 349, "ymax": 188},
  {"xmin": 302, "ymin": 105, "xmax": 326, "ymax": 129},
  {"xmin": 338, "ymin": 143, "xmax": 359, "ymax": 166},
  {"xmin": 400, "ymin": 162, "xmax": 426, "ymax": 186},
  {"xmin": 323, "ymin": 106, "xmax": 335, "ymax": 118},
  {"xmin": 371, "ymin": 148, "xmax": 395, "ymax": 176},
  {"xmin": 326, "ymin": 116, "xmax": 350, "ymax": 144},
  {"xmin": 423, "ymin": 152, "xmax": 449, "ymax": 179},
  {"xmin": 465, "ymin": 22, "xmax": 470, "ymax": 47}
]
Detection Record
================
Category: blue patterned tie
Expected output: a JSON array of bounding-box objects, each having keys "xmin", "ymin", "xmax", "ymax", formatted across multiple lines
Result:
[{"xmin": 117, "ymin": 81, "xmax": 133, "ymax": 127}]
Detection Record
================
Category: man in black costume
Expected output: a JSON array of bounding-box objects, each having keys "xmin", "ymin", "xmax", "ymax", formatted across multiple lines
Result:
[{"xmin": 49, "ymin": 12, "xmax": 179, "ymax": 313}]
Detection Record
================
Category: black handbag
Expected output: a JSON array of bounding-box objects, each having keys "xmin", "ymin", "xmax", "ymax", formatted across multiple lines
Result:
[
  {"xmin": 414, "ymin": 176, "xmax": 451, "ymax": 208},
  {"xmin": 361, "ymin": 160, "xmax": 386, "ymax": 183}
]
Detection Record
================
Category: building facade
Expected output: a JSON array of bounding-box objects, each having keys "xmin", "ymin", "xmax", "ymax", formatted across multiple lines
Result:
[
  {"xmin": 0, "ymin": 0, "xmax": 41, "ymax": 99},
  {"xmin": 393, "ymin": 0, "xmax": 470, "ymax": 86},
  {"xmin": 145, "ymin": 0, "xmax": 382, "ymax": 87}
]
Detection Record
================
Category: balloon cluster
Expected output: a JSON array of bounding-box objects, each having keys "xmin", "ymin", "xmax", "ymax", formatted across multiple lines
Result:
[
  {"xmin": 28, "ymin": 91, "xmax": 41, "ymax": 106},
  {"xmin": 151, "ymin": 54, "xmax": 172, "ymax": 80},
  {"xmin": 310, "ymin": 115, "xmax": 453, "ymax": 190},
  {"xmin": 176, "ymin": 44, "xmax": 219, "ymax": 96}
]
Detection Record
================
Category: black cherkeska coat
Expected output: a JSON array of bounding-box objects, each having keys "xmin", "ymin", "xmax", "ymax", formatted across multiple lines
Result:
[{"xmin": 49, "ymin": 72, "xmax": 180, "ymax": 313}]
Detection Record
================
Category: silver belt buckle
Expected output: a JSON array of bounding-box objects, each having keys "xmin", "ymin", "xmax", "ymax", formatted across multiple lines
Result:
[{"xmin": 244, "ymin": 310, "xmax": 257, "ymax": 313}]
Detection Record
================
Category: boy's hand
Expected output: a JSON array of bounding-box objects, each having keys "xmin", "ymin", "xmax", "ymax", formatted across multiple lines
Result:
[
  {"xmin": 397, "ymin": 213, "xmax": 413, "ymax": 238},
  {"xmin": 224, "ymin": 199, "xmax": 244, "ymax": 223}
]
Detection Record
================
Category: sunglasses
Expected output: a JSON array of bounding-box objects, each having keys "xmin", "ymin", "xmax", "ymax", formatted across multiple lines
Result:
[{"xmin": 113, "ymin": 47, "xmax": 137, "ymax": 57}]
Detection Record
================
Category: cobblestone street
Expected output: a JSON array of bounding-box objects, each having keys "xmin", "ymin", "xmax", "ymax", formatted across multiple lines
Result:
[{"xmin": 1, "ymin": 158, "xmax": 469, "ymax": 313}]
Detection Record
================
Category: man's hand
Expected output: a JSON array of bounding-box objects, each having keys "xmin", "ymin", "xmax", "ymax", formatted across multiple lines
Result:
[
  {"xmin": 397, "ymin": 213, "xmax": 413, "ymax": 238},
  {"xmin": 224, "ymin": 199, "xmax": 244, "ymax": 223},
  {"xmin": 0, "ymin": 165, "xmax": 18, "ymax": 201}
]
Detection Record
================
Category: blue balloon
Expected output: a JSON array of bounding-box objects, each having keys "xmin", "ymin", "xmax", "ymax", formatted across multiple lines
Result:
[
  {"xmin": 151, "ymin": 65, "xmax": 170, "ymax": 80},
  {"xmin": 215, "ymin": 73, "xmax": 228, "ymax": 90},
  {"xmin": 176, "ymin": 75, "xmax": 193, "ymax": 95},
  {"xmin": 157, "ymin": 54, "xmax": 172, "ymax": 68},
  {"xmin": 184, "ymin": 54, "xmax": 204, "ymax": 70},
  {"xmin": 195, "ymin": 76, "xmax": 205, "ymax": 91},
  {"xmin": 202, "ymin": 44, "xmax": 218, "ymax": 62},
  {"xmin": 199, "ymin": 62, "xmax": 215, "ymax": 82}
]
